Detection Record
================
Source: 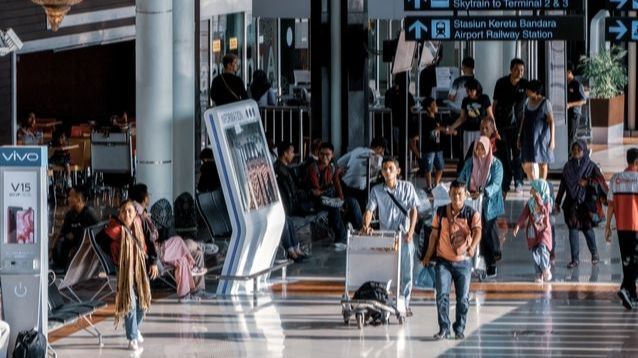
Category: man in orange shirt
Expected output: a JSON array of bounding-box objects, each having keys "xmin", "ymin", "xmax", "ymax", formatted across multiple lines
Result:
[
  {"xmin": 606, "ymin": 148, "xmax": 638, "ymax": 310},
  {"xmin": 422, "ymin": 180, "xmax": 482, "ymax": 340}
]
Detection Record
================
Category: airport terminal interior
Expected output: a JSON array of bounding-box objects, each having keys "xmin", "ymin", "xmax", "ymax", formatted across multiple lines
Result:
[{"xmin": 1, "ymin": 0, "xmax": 638, "ymax": 357}]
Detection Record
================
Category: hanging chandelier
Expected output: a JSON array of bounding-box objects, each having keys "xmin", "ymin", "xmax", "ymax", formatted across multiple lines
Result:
[{"xmin": 31, "ymin": 0, "xmax": 84, "ymax": 32}]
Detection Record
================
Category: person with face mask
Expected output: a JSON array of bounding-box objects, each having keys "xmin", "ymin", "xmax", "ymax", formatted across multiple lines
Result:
[{"xmin": 555, "ymin": 140, "xmax": 608, "ymax": 268}]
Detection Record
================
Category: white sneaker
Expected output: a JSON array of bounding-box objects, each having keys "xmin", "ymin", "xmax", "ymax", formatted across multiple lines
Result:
[
  {"xmin": 179, "ymin": 294, "xmax": 201, "ymax": 303},
  {"xmin": 191, "ymin": 266, "xmax": 208, "ymax": 277},
  {"xmin": 543, "ymin": 269, "xmax": 552, "ymax": 282},
  {"xmin": 137, "ymin": 333, "xmax": 143, "ymax": 343},
  {"xmin": 202, "ymin": 243, "xmax": 219, "ymax": 255},
  {"xmin": 128, "ymin": 339, "xmax": 139, "ymax": 351},
  {"xmin": 334, "ymin": 243, "xmax": 347, "ymax": 251},
  {"xmin": 534, "ymin": 274, "xmax": 543, "ymax": 283}
]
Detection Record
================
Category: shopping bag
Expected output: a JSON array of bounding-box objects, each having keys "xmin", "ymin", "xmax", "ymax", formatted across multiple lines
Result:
[{"xmin": 414, "ymin": 265, "xmax": 435, "ymax": 289}]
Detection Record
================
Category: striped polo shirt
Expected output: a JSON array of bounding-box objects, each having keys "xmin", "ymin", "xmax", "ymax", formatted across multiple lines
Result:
[{"xmin": 609, "ymin": 168, "xmax": 638, "ymax": 232}]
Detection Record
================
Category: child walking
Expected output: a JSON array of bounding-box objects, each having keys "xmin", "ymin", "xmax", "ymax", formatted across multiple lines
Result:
[{"xmin": 513, "ymin": 179, "xmax": 554, "ymax": 282}]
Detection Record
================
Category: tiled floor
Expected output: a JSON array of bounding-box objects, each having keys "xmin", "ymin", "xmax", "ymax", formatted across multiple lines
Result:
[{"xmin": 49, "ymin": 294, "xmax": 638, "ymax": 357}]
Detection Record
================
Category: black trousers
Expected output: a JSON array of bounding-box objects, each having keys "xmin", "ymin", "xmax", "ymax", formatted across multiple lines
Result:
[
  {"xmin": 618, "ymin": 231, "xmax": 638, "ymax": 299},
  {"xmin": 499, "ymin": 126, "xmax": 523, "ymax": 187},
  {"xmin": 481, "ymin": 218, "xmax": 501, "ymax": 268},
  {"xmin": 568, "ymin": 112, "xmax": 582, "ymax": 147}
]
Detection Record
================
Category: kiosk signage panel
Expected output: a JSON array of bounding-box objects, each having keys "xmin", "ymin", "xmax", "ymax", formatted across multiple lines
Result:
[
  {"xmin": 204, "ymin": 101, "xmax": 285, "ymax": 295},
  {"xmin": 0, "ymin": 146, "xmax": 48, "ymax": 355},
  {"xmin": 404, "ymin": 0, "xmax": 576, "ymax": 11},
  {"xmin": 405, "ymin": 16, "xmax": 584, "ymax": 41}
]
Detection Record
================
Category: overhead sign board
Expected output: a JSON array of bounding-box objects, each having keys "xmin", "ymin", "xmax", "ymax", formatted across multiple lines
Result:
[
  {"xmin": 605, "ymin": 0, "xmax": 638, "ymax": 11},
  {"xmin": 404, "ymin": 0, "xmax": 575, "ymax": 11},
  {"xmin": 404, "ymin": 16, "xmax": 584, "ymax": 41},
  {"xmin": 605, "ymin": 18, "xmax": 638, "ymax": 42}
]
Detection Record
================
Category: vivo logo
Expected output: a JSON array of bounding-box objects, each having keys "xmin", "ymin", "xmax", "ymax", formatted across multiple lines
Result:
[{"xmin": 1, "ymin": 152, "xmax": 39, "ymax": 162}]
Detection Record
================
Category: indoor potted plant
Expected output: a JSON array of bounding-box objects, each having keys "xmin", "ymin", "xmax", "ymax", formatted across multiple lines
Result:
[{"xmin": 579, "ymin": 45, "xmax": 628, "ymax": 144}]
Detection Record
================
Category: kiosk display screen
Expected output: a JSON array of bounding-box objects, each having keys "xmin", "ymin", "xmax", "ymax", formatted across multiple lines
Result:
[
  {"xmin": 2, "ymin": 171, "xmax": 38, "ymax": 245},
  {"xmin": 224, "ymin": 121, "xmax": 279, "ymax": 212}
]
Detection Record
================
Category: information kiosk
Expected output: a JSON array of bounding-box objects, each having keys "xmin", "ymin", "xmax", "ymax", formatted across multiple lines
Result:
[
  {"xmin": 204, "ymin": 100, "xmax": 286, "ymax": 295},
  {"xmin": 0, "ymin": 146, "xmax": 48, "ymax": 354}
]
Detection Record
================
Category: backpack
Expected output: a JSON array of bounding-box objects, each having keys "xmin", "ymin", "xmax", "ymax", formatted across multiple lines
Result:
[
  {"xmin": 352, "ymin": 281, "xmax": 395, "ymax": 325},
  {"xmin": 13, "ymin": 329, "xmax": 47, "ymax": 358}
]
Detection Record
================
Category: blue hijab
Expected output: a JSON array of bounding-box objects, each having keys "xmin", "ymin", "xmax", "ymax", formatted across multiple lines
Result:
[{"xmin": 528, "ymin": 179, "xmax": 552, "ymax": 214}]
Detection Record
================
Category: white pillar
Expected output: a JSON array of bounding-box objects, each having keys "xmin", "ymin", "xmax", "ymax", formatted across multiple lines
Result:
[
  {"xmin": 475, "ymin": 42, "xmax": 503, "ymax": 99},
  {"xmin": 330, "ymin": 0, "xmax": 342, "ymax": 154},
  {"xmin": 173, "ymin": 0, "xmax": 195, "ymax": 199},
  {"xmin": 136, "ymin": 0, "xmax": 173, "ymax": 204}
]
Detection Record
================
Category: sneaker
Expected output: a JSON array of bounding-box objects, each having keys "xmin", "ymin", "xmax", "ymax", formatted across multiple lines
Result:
[
  {"xmin": 137, "ymin": 333, "xmax": 143, "ymax": 343},
  {"xmin": 534, "ymin": 273, "xmax": 543, "ymax": 283},
  {"xmin": 617, "ymin": 289, "xmax": 634, "ymax": 310},
  {"xmin": 128, "ymin": 339, "xmax": 139, "ymax": 351},
  {"xmin": 591, "ymin": 256, "xmax": 600, "ymax": 265},
  {"xmin": 486, "ymin": 266, "xmax": 497, "ymax": 278},
  {"xmin": 406, "ymin": 307, "xmax": 413, "ymax": 317},
  {"xmin": 192, "ymin": 290, "xmax": 214, "ymax": 300},
  {"xmin": 334, "ymin": 242, "xmax": 347, "ymax": 251},
  {"xmin": 543, "ymin": 269, "xmax": 552, "ymax": 282},
  {"xmin": 202, "ymin": 243, "xmax": 219, "ymax": 255},
  {"xmin": 567, "ymin": 261, "xmax": 579, "ymax": 269},
  {"xmin": 433, "ymin": 330, "xmax": 451, "ymax": 340},
  {"xmin": 179, "ymin": 294, "xmax": 201, "ymax": 303},
  {"xmin": 191, "ymin": 266, "xmax": 208, "ymax": 277},
  {"xmin": 455, "ymin": 331, "xmax": 465, "ymax": 340}
]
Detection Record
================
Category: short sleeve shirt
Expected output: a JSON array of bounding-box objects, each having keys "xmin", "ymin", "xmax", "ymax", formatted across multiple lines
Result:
[
  {"xmin": 432, "ymin": 205, "xmax": 482, "ymax": 262},
  {"xmin": 493, "ymin": 76, "xmax": 528, "ymax": 128},
  {"xmin": 608, "ymin": 169, "xmax": 638, "ymax": 232},
  {"xmin": 367, "ymin": 181, "xmax": 419, "ymax": 233},
  {"xmin": 567, "ymin": 79, "xmax": 586, "ymax": 117},
  {"xmin": 461, "ymin": 94, "xmax": 491, "ymax": 131}
]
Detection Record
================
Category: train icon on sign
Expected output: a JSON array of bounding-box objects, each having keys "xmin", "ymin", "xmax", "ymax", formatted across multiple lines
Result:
[{"xmin": 431, "ymin": 19, "xmax": 451, "ymax": 39}]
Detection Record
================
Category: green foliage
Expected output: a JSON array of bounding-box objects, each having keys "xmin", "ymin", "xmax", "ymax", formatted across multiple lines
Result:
[{"xmin": 578, "ymin": 46, "xmax": 628, "ymax": 99}]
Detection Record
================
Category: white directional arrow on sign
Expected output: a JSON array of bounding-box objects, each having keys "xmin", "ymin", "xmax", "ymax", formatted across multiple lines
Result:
[
  {"xmin": 609, "ymin": 19, "xmax": 628, "ymax": 40},
  {"xmin": 408, "ymin": 20, "xmax": 428, "ymax": 40},
  {"xmin": 609, "ymin": 0, "xmax": 628, "ymax": 9}
]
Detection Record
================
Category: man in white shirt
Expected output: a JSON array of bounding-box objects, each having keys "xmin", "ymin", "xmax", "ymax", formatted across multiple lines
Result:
[
  {"xmin": 337, "ymin": 137, "xmax": 386, "ymax": 212},
  {"xmin": 448, "ymin": 57, "xmax": 481, "ymax": 115},
  {"xmin": 362, "ymin": 157, "xmax": 419, "ymax": 315}
]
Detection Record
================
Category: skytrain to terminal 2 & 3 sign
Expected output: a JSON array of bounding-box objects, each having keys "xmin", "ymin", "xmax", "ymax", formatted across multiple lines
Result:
[
  {"xmin": 404, "ymin": 0, "xmax": 576, "ymax": 11},
  {"xmin": 404, "ymin": 16, "xmax": 584, "ymax": 41}
]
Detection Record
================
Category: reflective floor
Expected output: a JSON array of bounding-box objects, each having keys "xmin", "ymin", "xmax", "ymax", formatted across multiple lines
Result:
[{"xmin": 50, "ymin": 293, "xmax": 638, "ymax": 357}]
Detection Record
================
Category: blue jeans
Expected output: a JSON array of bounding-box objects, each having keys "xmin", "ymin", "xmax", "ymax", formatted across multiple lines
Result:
[
  {"xmin": 124, "ymin": 289, "xmax": 145, "ymax": 341},
  {"xmin": 280, "ymin": 217, "xmax": 299, "ymax": 250},
  {"xmin": 532, "ymin": 244, "xmax": 550, "ymax": 273},
  {"xmin": 400, "ymin": 240, "xmax": 415, "ymax": 309},
  {"xmin": 435, "ymin": 259, "xmax": 472, "ymax": 335},
  {"xmin": 568, "ymin": 228, "xmax": 598, "ymax": 262}
]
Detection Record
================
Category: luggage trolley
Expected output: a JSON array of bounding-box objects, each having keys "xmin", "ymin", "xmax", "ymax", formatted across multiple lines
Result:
[{"xmin": 340, "ymin": 230, "xmax": 406, "ymax": 329}]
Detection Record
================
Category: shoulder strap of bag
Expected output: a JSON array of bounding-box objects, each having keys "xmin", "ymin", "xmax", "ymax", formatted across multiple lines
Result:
[
  {"xmin": 220, "ymin": 74, "xmax": 241, "ymax": 101},
  {"xmin": 386, "ymin": 190, "xmax": 408, "ymax": 217}
]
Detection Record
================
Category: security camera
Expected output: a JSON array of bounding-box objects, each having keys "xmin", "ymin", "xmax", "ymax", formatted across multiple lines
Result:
[{"xmin": 0, "ymin": 28, "xmax": 23, "ymax": 56}]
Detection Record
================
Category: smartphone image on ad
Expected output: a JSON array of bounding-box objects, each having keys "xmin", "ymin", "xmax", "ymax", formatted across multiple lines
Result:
[
  {"xmin": 16, "ymin": 207, "xmax": 35, "ymax": 244},
  {"xmin": 7, "ymin": 206, "xmax": 21, "ymax": 244}
]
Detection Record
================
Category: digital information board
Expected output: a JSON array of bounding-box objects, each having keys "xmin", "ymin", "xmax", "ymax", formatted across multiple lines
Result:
[
  {"xmin": 605, "ymin": 18, "xmax": 638, "ymax": 42},
  {"xmin": 204, "ymin": 100, "xmax": 285, "ymax": 295},
  {"xmin": 404, "ymin": 0, "xmax": 575, "ymax": 11},
  {"xmin": 404, "ymin": 16, "xmax": 584, "ymax": 41}
]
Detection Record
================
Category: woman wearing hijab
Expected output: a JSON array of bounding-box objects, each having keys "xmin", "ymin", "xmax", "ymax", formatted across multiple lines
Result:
[
  {"xmin": 460, "ymin": 117, "xmax": 512, "ymax": 195},
  {"xmin": 513, "ymin": 179, "xmax": 554, "ymax": 282},
  {"xmin": 249, "ymin": 69, "xmax": 276, "ymax": 106},
  {"xmin": 459, "ymin": 136, "xmax": 504, "ymax": 278},
  {"xmin": 555, "ymin": 140, "xmax": 608, "ymax": 268},
  {"xmin": 103, "ymin": 200, "xmax": 158, "ymax": 352}
]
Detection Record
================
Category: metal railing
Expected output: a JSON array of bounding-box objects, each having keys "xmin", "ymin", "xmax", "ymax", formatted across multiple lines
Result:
[
  {"xmin": 368, "ymin": 107, "xmax": 394, "ymax": 156},
  {"xmin": 260, "ymin": 106, "xmax": 312, "ymax": 160}
]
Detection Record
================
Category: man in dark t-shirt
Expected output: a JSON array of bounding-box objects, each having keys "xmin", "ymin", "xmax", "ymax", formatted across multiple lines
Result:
[
  {"xmin": 566, "ymin": 62, "xmax": 586, "ymax": 146},
  {"xmin": 53, "ymin": 187, "xmax": 99, "ymax": 270},
  {"xmin": 492, "ymin": 58, "xmax": 528, "ymax": 192},
  {"xmin": 210, "ymin": 53, "xmax": 248, "ymax": 106}
]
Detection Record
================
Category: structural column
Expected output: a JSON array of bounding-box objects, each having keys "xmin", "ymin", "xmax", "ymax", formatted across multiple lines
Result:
[
  {"xmin": 330, "ymin": 0, "xmax": 342, "ymax": 154},
  {"xmin": 173, "ymin": 0, "xmax": 196, "ymax": 198},
  {"xmin": 136, "ymin": 0, "xmax": 174, "ymax": 203}
]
